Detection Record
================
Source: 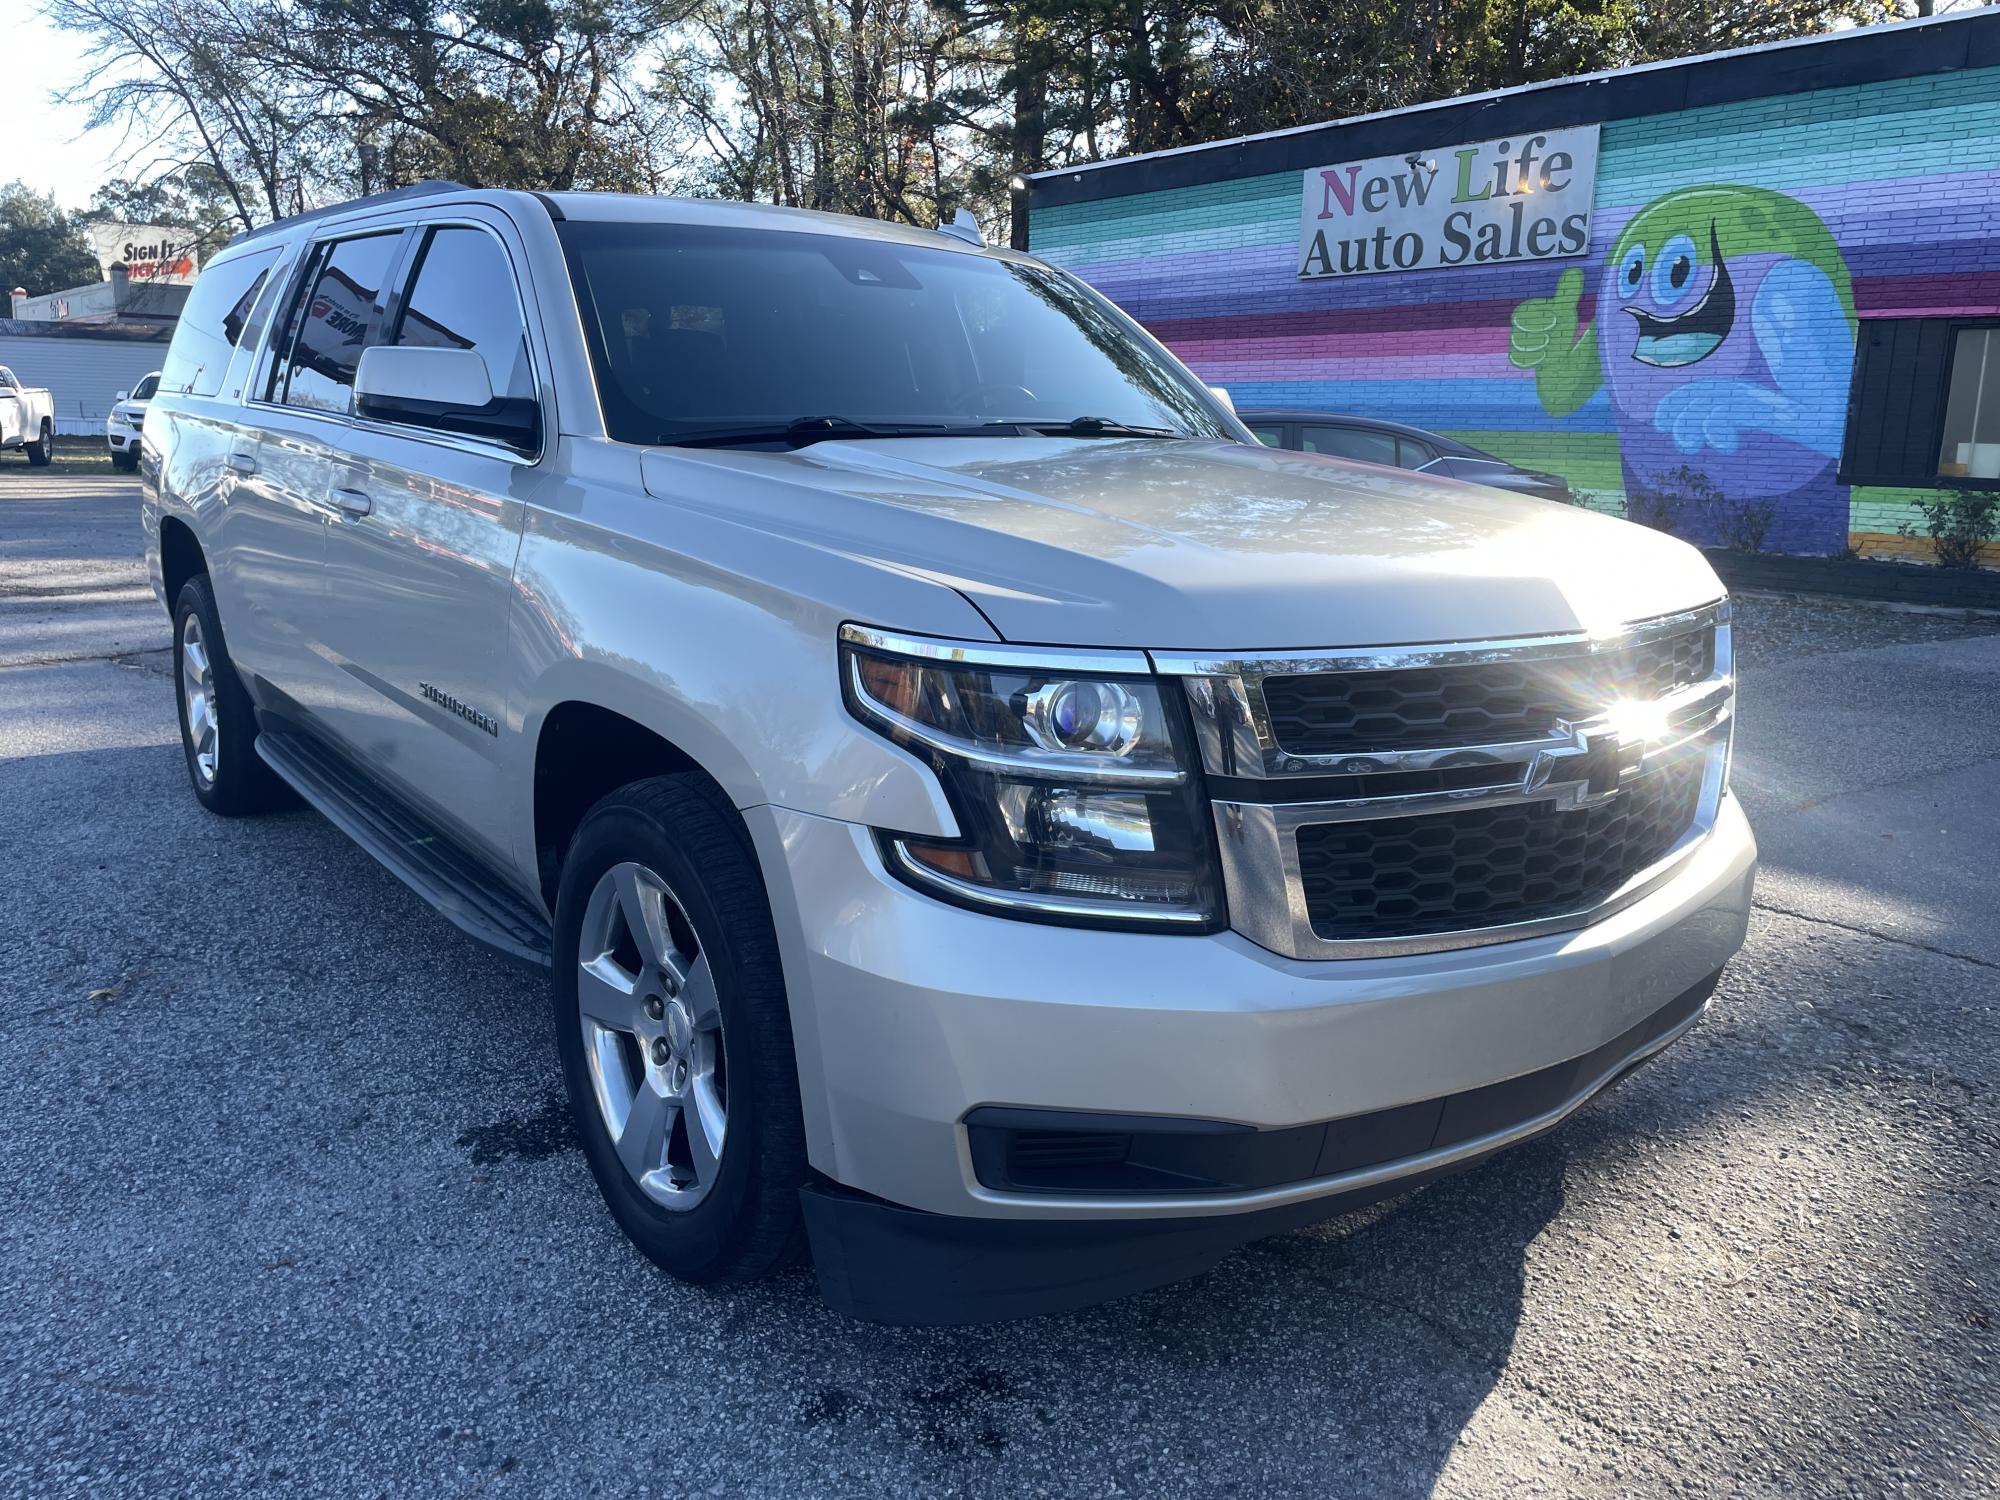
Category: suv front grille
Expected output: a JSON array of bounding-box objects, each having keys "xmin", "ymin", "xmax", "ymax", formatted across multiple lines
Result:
[
  {"xmin": 1294, "ymin": 756, "xmax": 1705, "ymax": 941},
  {"xmin": 1261, "ymin": 630, "xmax": 1718, "ymax": 755},
  {"xmin": 1155, "ymin": 604, "xmax": 1734, "ymax": 959}
]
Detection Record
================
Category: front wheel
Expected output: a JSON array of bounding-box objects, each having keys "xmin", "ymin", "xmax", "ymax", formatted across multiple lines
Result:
[
  {"xmin": 553, "ymin": 775, "xmax": 807, "ymax": 1284},
  {"xmin": 111, "ymin": 448, "xmax": 138, "ymax": 473}
]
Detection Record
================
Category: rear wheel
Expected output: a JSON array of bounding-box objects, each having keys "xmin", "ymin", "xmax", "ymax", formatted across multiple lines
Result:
[
  {"xmin": 553, "ymin": 775, "xmax": 807, "ymax": 1284},
  {"xmin": 24, "ymin": 421, "xmax": 51, "ymax": 466},
  {"xmin": 172, "ymin": 575, "xmax": 292, "ymax": 816}
]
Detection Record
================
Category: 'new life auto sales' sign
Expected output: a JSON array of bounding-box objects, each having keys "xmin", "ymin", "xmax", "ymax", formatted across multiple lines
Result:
[{"xmin": 1296, "ymin": 126, "xmax": 1599, "ymax": 279}]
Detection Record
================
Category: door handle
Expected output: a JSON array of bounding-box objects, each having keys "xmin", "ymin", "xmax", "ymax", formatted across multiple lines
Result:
[
  {"xmin": 332, "ymin": 487, "xmax": 373, "ymax": 518},
  {"xmin": 225, "ymin": 451, "xmax": 258, "ymax": 475}
]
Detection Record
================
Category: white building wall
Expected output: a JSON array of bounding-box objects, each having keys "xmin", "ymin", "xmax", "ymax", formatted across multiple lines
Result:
[{"xmin": 0, "ymin": 334, "xmax": 171, "ymax": 434}]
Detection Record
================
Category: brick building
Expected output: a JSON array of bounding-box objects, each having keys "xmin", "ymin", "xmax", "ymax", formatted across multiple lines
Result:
[{"xmin": 1025, "ymin": 10, "xmax": 2000, "ymax": 567}]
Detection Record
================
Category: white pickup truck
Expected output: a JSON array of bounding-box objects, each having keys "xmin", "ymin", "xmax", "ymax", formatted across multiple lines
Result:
[{"xmin": 0, "ymin": 366, "xmax": 55, "ymax": 465}]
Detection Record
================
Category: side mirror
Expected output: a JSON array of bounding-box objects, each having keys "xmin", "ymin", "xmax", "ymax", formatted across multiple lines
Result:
[
  {"xmin": 354, "ymin": 346, "xmax": 539, "ymax": 453},
  {"xmin": 1209, "ymin": 385, "xmax": 1235, "ymax": 412},
  {"xmin": 116, "ymin": 390, "xmax": 130, "ymax": 402}
]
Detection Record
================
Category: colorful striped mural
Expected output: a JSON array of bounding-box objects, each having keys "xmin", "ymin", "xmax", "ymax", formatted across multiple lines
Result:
[{"xmin": 1030, "ymin": 63, "xmax": 2000, "ymax": 566}]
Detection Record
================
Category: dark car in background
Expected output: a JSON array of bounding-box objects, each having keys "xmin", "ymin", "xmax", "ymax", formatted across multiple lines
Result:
[{"xmin": 1240, "ymin": 408, "xmax": 1575, "ymax": 503}]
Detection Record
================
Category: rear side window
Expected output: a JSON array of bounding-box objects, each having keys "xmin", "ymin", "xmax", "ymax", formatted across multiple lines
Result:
[
  {"xmin": 158, "ymin": 248, "xmax": 279, "ymax": 398},
  {"xmin": 1437, "ymin": 456, "xmax": 1509, "ymax": 482},
  {"xmin": 271, "ymin": 233, "xmax": 404, "ymax": 415},
  {"xmin": 1301, "ymin": 425, "xmax": 1397, "ymax": 465},
  {"xmin": 389, "ymin": 227, "xmax": 536, "ymax": 407},
  {"xmin": 1394, "ymin": 437, "xmax": 1435, "ymax": 467}
]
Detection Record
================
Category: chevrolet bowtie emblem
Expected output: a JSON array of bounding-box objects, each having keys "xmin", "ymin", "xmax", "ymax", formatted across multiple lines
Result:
[{"xmin": 1527, "ymin": 721, "xmax": 1627, "ymax": 806}]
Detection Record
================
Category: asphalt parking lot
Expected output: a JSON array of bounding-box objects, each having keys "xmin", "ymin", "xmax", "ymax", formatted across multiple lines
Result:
[{"xmin": 4, "ymin": 475, "xmax": 1998, "ymax": 1499}]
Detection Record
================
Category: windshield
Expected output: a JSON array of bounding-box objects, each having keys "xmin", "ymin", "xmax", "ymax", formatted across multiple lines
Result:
[
  {"xmin": 556, "ymin": 220, "xmax": 1241, "ymax": 447},
  {"xmin": 133, "ymin": 374, "xmax": 160, "ymax": 401}
]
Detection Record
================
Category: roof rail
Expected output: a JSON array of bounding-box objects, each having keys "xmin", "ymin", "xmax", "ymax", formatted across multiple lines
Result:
[{"xmin": 224, "ymin": 180, "xmax": 471, "ymax": 249}]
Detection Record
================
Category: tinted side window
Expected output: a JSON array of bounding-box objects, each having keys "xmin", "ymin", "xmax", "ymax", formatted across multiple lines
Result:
[
  {"xmin": 1247, "ymin": 425, "xmax": 1286, "ymax": 447},
  {"xmin": 273, "ymin": 233, "xmax": 404, "ymax": 415},
  {"xmin": 1302, "ymin": 425, "xmax": 1397, "ymax": 465},
  {"xmin": 158, "ymin": 248, "xmax": 280, "ymax": 398},
  {"xmin": 1394, "ymin": 437, "xmax": 1435, "ymax": 467},
  {"xmin": 390, "ymin": 228, "xmax": 535, "ymax": 406}
]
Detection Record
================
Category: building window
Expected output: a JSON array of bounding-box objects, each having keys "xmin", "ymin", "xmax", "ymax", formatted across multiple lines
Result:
[
  {"xmin": 1841, "ymin": 317, "xmax": 2000, "ymax": 489},
  {"xmin": 1939, "ymin": 328, "xmax": 2000, "ymax": 480}
]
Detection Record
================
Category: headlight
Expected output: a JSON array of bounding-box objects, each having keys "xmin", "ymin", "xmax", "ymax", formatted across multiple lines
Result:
[{"xmin": 840, "ymin": 625, "xmax": 1224, "ymax": 930}]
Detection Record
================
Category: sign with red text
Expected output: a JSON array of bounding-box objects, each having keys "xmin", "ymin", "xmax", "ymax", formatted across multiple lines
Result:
[
  {"xmin": 88, "ymin": 222, "xmax": 201, "ymax": 286},
  {"xmin": 1297, "ymin": 127, "xmax": 1599, "ymax": 279}
]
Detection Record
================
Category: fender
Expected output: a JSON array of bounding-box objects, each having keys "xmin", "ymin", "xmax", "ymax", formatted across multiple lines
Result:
[{"xmin": 505, "ymin": 487, "xmax": 993, "ymax": 892}]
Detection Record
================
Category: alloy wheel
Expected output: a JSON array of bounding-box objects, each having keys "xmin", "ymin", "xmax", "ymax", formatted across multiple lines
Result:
[
  {"xmin": 180, "ymin": 612, "xmax": 220, "ymax": 786},
  {"xmin": 576, "ymin": 862, "xmax": 728, "ymax": 1209}
]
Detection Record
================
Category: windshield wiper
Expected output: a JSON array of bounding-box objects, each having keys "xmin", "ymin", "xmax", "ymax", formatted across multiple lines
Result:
[
  {"xmin": 989, "ymin": 415, "xmax": 1187, "ymax": 439},
  {"xmin": 663, "ymin": 416, "xmax": 991, "ymax": 449},
  {"xmin": 661, "ymin": 413, "xmax": 1192, "ymax": 449}
]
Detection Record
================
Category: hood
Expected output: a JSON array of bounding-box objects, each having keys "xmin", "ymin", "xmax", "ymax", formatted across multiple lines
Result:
[
  {"xmin": 638, "ymin": 437, "xmax": 1722, "ymax": 652},
  {"xmin": 113, "ymin": 399, "xmax": 148, "ymax": 422}
]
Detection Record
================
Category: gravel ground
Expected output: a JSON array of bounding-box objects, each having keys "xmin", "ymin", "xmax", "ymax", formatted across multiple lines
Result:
[
  {"xmin": 3, "ymin": 480, "xmax": 1997, "ymax": 1499},
  {"xmin": 1729, "ymin": 590, "xmax": 1999, "ymax": 668}
]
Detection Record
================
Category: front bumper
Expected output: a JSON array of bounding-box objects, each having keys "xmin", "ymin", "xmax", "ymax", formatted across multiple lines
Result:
[
  {"xmin": 802, "ymin": 963, "xmax": 1717, "ymax": 1323},
  {"xmin": 748, "ymin": 794, "xmax": 1754, "ymax": 1316}
]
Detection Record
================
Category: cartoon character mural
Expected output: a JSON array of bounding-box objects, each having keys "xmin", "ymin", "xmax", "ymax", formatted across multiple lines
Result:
[{"xmin": 1510, "ymin": 186, "xmax": 1856, "ymax": 553}]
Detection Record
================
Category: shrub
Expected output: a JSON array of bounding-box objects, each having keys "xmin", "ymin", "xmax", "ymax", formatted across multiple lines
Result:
[
  {"xmin": 1623, "ymin": 479, "xmax": 1684, "ymax": 533},
  {"xmin": 1899, "ymin": 490, "xmax": 2000, "ymax": 569},
  {"xmin": 1623, "ymin": 465, "xmax": 1773, "ymax": 551}
]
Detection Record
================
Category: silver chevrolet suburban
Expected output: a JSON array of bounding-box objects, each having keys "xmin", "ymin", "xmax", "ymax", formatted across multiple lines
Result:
[{"xmin": 140, "ymin": 182, "xmax": 1755, "ymax": 1323}]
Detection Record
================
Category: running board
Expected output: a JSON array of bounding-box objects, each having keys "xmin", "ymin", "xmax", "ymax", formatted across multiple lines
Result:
[{"xmin": 256, "ymin": 729, "xmax": 553, "ymax": 969}]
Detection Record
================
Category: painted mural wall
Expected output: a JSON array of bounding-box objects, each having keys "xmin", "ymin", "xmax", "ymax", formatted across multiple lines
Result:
[{"xmin": 1030, "ymin": 66, "xmax": 2000, "ymax": 565}]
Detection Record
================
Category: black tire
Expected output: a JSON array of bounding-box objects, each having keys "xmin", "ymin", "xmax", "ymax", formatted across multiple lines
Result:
[
  {"xmin": 553, "ymin": 774, "xmax": 808, "ymax": 1284},
  {"xmin": 111, "ymin": 448, "xmax": 138, "ymax": 473},
  {"xmin": 24, "ymin": 421, "xmax": 51, "ymax": 466},
  {"xmin": 171, "ymin": 575, "xmax": 293, "ymax": 816}
]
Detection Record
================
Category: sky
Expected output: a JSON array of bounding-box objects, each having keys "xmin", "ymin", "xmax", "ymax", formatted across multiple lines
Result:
[{"xmin": 0, "ymin": 13, "xmax": 146, "ymax": 210}]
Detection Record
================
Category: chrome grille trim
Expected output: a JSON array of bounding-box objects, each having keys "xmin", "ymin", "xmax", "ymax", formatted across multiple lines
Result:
[
  {"xmin": 1154, "ymin": 603, "xmax": 1734, "ymax": 960},
  {"xmin": 1151, "ymin": 600, "xmax": 1730, "ymax": 782}
]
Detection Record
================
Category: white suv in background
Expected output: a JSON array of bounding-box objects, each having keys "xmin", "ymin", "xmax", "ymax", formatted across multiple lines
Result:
[
  {"xmin": 106, "ymin": 371, "xmax": 161, "ymax": 472},
  {"xmin": 140, "ymin": 182, "xmax": 1754, "ymax": 1323}
]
